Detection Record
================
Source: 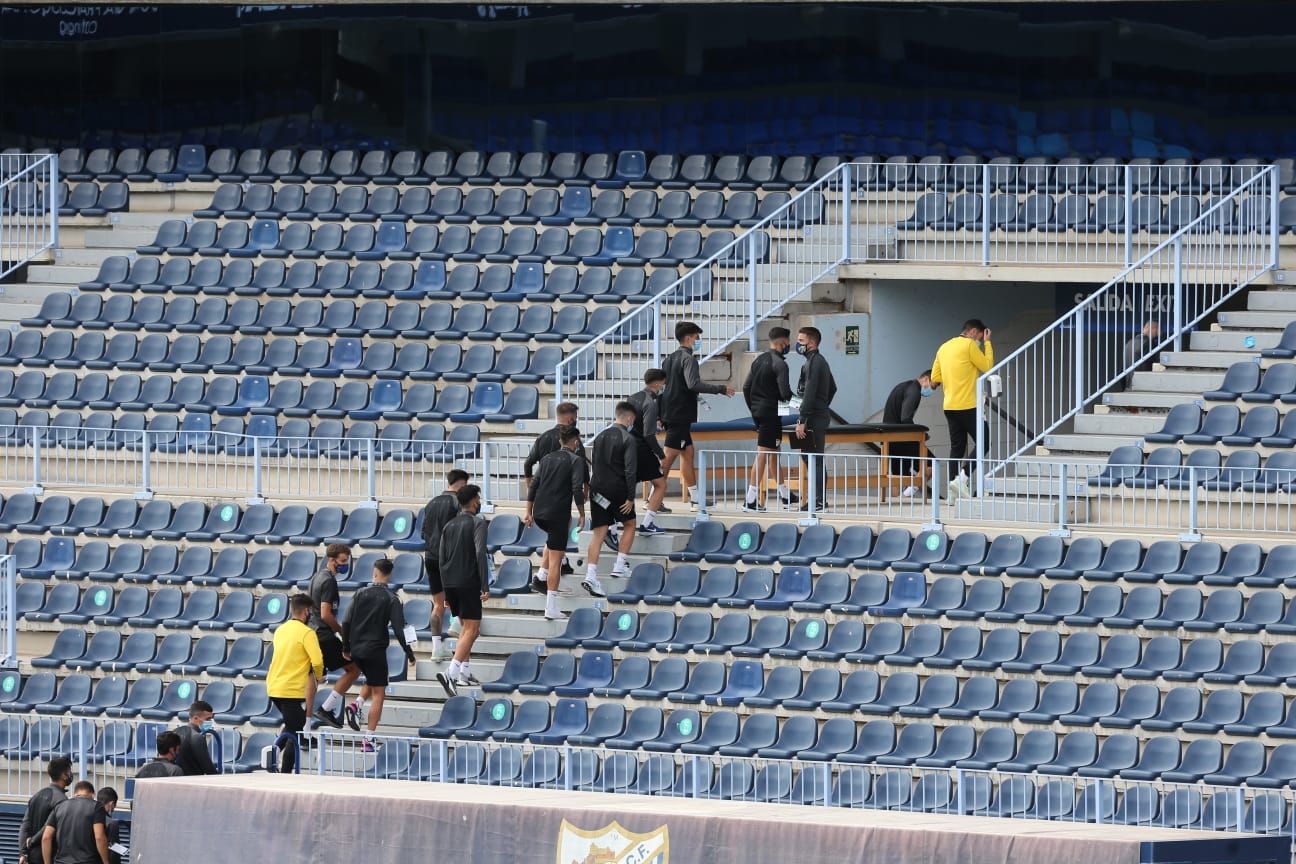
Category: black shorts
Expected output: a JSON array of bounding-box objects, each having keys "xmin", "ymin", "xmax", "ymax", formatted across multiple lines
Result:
[
  {"xmin": 444, "ymin": 585, "xmax": 484, "ymax": 621},
  {"xmin": 423, "ymin": 555, "xmax": 444, "ymax": 595},
  {"xmin": 534, "ymin": 517, "xmax": 570, "ymax": 553},
  {"xmin": 636, "ymin": 443, "xmax": 664, "ymax": 482},
  {"xmin": 663, "ymin": 423, "xmax": 693, "ymax": 451},
  {"xmin": 754, "ymin": 414, "xmax": 783, "ymax": 450},
  {"xmin": 315, "ymin": 629, "xmax": 349, "ymax": 672},
  {"xmin": 352, "ymin": 652, "xmax": 389, "ymax": 688},
  {"xmin": 591, "ymin": 494, "xmax": 635, "ymax": 528}
]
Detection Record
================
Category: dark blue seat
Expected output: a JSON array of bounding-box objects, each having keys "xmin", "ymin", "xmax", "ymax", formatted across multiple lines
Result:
[{"xmin": 1203, "ymin": 361, "xmax": 1262, "ymax": 401}]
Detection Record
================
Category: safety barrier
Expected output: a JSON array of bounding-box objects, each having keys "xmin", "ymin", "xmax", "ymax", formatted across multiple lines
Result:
[{"xmin": 0, "ymin": 153, "xmax": 58, "ymax": 281}]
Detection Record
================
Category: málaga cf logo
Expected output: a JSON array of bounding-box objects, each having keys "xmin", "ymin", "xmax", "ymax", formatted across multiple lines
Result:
[{"xmin": 556, "ymin": 819, "xmax": 669, "ymax": 864}]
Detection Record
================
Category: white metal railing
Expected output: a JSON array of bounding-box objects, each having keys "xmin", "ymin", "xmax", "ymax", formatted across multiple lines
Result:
[
  {"xmin": 553, "ymin": 165, "xmax": 851, "ymax": 431},
  {"xmin": 975, "ymin": 164, "xmax": 1279, "ymax": 484},
  {"xmin": 0, "ymin": 556, "xmax": 13, "ymax": 667},
  {"xmin": 0, "ymin": 153, "xmax": 58, "ymax": 281}
]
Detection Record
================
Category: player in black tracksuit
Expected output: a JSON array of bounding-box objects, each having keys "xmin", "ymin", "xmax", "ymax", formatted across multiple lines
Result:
[
  {"xmin": 420, "ymin": 469, "xmax": 468, "ymax": 660},
  {"xmin": 582, "ymin": 402, "xmax": 638, "ymax": 596},
  {"xmin": 522, "ymin": 401, "xmax": 579, "ymax": 484},
  {"xmin": 435, "ymin": 485, "xmax": 490, "ymax": 697},
  {"xmin": 794, "ymin": 326, "xmax": 837, "ymax": 508},
  {"xmin": 883, "ymin": 370, "xmax": 937, "ymax": 485},
  {"xmin": 524, "ymin": 427, "xmax": 586, "ymax": 620},
  {"xmin": 340, "ymin": 558, "xmax": 417, "ymax": 748},
  {"xmin": 742, "ymin": 327, "xmax": 796, "ymax": 511},
  {"xmin": 658, "ymin": 321, "xmax": 734, "ymax": 508},
  {"xmin": 626, "ymin": 368, "xmax": 668, "ymax": 530}
]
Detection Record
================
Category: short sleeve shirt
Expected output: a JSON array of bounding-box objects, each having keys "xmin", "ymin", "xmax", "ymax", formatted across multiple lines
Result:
[
  {"xmin": 45, "ymin": 796, "xmax": 105, "ymax": 864},
  {"xmin": 307, "ymin": 566, "xmax": 340, "ymax": 634}
]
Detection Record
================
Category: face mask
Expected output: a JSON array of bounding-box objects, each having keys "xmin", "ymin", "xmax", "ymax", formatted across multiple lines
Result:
[
  {"xmin": 778, "ymin": 344, "xmax": 790, "ymax": 357},
  {"xmin": 335, "ymin": 563, "xmax": 350, "ymax": 576},
  {"xmin": 795, "ymin": 343, "xmax": 808, "ymax": 355},
  {"xmin": 921, "ymin": 387, "xmax": 933, "ymax": 397},
  {"xmin": 199, "ymin": 721, "xmax": 215, "ymax": 733},
  {"xmin": 693, "ymin": 340, "xmax": 702, "ymax": 352}
]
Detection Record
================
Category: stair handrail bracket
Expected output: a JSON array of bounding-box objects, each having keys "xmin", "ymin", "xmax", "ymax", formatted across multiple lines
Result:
[
  {"xmin": 553, "ymin": 163, "xmax": 856, "ymax": 429},
  {"xmin": 0, "ymin": 152, "xmax": 59, "ymax": 282},
  {"xmin": 975, "ymin": 163, "xmax": 1280, "ymax": 486}
]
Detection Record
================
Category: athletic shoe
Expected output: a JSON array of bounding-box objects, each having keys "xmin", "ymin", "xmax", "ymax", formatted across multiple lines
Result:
[
  {"xmin": 530, "ymin": 576, "xmax": 546, "ymax": 593},
  {"xmin": 602, "ymin": 530, "xmax": 620, "ymax": 552},
  {"xmin": 544, "ymin": 608, "xmax": 569, "ymax": 621},
  {"xmin": 435, "ymin": 672, "xmax": 457, "ymax": 697},
  {"xmin": 901, "ymin": 485, "xmax": 920, "ymax": 498},
  {"xmin": 637, "ymin": 523, "xmax": 664, "ymax": 535},
  {"xmin": 447, "ymin": 617, "xmax": 462, "ymax": 636},
  {"xmin": 742, "ymin": 499, "xmax": 767, "ymax": 512},
  {"xmin": 454, "ymin": 672, "xmax": 480, "ymax": 687},
  {"xmin": 360, "ymin": 738, "xmax": 377, "ymax": 753},
  {"xmin": 948, "ymin": 477, "xmax": 971, "ymax": 501},
  {"xmin": 561, "ymin": 560, "xmax": 574, "ymax": 575},
  {"xmin": 582, "ymin": 577, "xmax": 606, "ymax": 598},
  {"xmin": 779, "ymin": 490, "xmax": 801, "ymax": 506},
  {"xmin": 344, "ymin": 703, "xmax": 362, "ymax": 732},
  {"xmin": 609, "ymin": 568, "xmax": 627, "ymax": 579},
  {"xmin": 312, "ymin": 707, "xmax": 342, "ymax": 729},
  {"xmin": 657, "ymin": 502, "xmax": 672, "ymax": 514},
  {"xmin": 430, "ymin": 646, "xmax": 452, "ymax": 662}
]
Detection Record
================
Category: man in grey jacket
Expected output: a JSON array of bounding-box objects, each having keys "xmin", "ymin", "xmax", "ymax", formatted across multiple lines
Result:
[
  {"xmin": 435, "ymin": 485, "xmax": 490, "ymax": 696},
  {"xmin": 583, "ymin": 402, "xmax": 639, "ymax": 594},
  {"xmin": 659, "ymin": 321, "xmax": 734, "ymax": 508},
  {"xmin": 794, "ymin": 326, "xmax": 837, "ymax": 509}
]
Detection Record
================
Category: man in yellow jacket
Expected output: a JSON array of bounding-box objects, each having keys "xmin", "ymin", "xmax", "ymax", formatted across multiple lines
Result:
[
  {"xmin": 930, "ymin": 319, "xmax": 993, "ymax": 497},
  {"xmin": 266, "ymin": 593, "xmax": 324, "ymax": 772}
]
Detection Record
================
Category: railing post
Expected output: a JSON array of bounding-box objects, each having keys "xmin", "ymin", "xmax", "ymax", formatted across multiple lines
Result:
[
  {"xmin": 1093, "ymin": 779, "xmax": 1103, "ymax": 825},
  {"xmin": 553, "ymin": 359, "xmax": 564, "ymax": 406},
  {"xmin": 1183, "ymin": 465, "xmax": 1202, "ymax": 542},
  {"xmin": 27, "ymin": 427, "xmax": 43, "ymax": 495},
  {"xmin": 695, "ymin": 450, "xmax": 709, "ymax": 522},
  {"xmin": 1270, "ymin": 163, "xmax": 1281, "ymax": 271},
  {"xmin": 841, "ymin": 163, "xmax": 852, "ymax": 261},
  {"xmin": 923, "ymin": 459, "xmax": 942, "ymax": 532},
  {"xmin": 1056, "ymin": 463, "xmax": 1071, "ymax": 537},
  {"xmin": 1074, "ymin": 308, "xmax": 1086, "ymax": 414},
  {"xmin": 360, "ymin": 438, "xmax": 378, "ymax": 509},
  {"xmin": 1123, "ymin": 168, "xmax": 1133, "ymax": 265},
  {"xmin": 1173, "ymin": 236, "xmax": 1184, "ymax": 353},
  {"xmin": 954, "ymin": 768, "xmax": 964, "ymax": 814},
  {"xmin": 48, "ymin": 154, "xmax": 59, "ymax": 252},
  {"xmin": 981, "ymin": 164, "xmax": 991, "ymax": 265},
  {"xmin": 247, "ymin": 435, "xmax": 265, "ymax": 504},
  {"xmin": 974, "ymin": 378, "xmax": 985, "ymax": 496},
  {"xmin": 481, "ymin": 442, "xmax": 496, "ymax": 514},
  {"xmin": 747, "ymin": 232, "xmax": 760, "ymax": 352},
  {"xmin": 136, "ymin": 430, "xmax": 154, "ymax": 500},
  {"xmin": 651, "ymin": 300, "xmax": 663, "ymax": 367},
  {"xmin": 2, "ymin": 556, "xmax": 14, "ymax": 666},
  {"xmin": 74, "ymin": 719, "xmax": 90, "ymax": 783},
  {"xmin": 822, "ymin": 762, "xmax": 833, "ymax": 806},
  {"xmin": 562, "ymin": 745, "xmax": 572, "ymax": 791}
]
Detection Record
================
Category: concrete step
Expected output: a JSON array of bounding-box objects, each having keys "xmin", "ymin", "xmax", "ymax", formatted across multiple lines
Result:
[
  {"xmin": 1190, "ymin": 330, "xmax": 1281, "ymax": 352},
  {"xmin": 1037, "ymin": 432, "xmax": 1143, "ymax": 456},
  {"xmin": 1098, "ymin": 391, "xmax": 1202, "ymax": 411},
  {"xmin": 51, "ymin": 247, "xmax": 121, "ymax": 268},
  {"xmin": 983, "ymin": 475, "xmax": 1093, "ymax": 497},
  {"xmin": 0, "ymin": 301, "xmax": 37, "ymax": 322},
  {"xmin": 1073, "ymin": 413, "xmax": 1167, "ymax": 436},
  {"xmin": 81, "ymin": 228, "xmax": 154, "ymax": 249},
  {"xmin": 1159, "ymin": 350, "xmax": 1259, "ymax": 370},
  {"xmin": 26, "ymin": 264, "xmax": 96, "ymax": 283},
  {"xmin": 1128, "ymin": 369, "xmax": 1226, "ymax": 393},
  {"xmin": 110, "ymin": 212, "xmax": 182, "ymax": 230},
  {"xmin": 1247, "ymin": 290, "xmax": 1296, "ymax": 312},
  {"xmin": 955, "ymin": 495, "xmax": 1088, "ymax": 525},
  {"xmin": 1016, "ymin": 453, "xmax": 1109, "ymax": 469},
  {"xmin": 0, "ymin": 281, "xmax": 76, "ymax": 303},
  {"xmin": 575, "ymin": 527, "xmax": 688, "ymax": 555},
  {"xmin": 1217, "ymin": 310, "xmax": 1295, "ymax": 330}
]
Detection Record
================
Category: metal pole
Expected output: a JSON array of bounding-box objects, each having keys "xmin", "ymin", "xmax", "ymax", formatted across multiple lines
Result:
[
  {"xmin": 553, "ymin": 359, "xmax": 564, "ymax": 405},
  {"xmin": 48, "ymin": 154, "xmax": 59, "ymax": 251},
  {"xmin": 841, "ymin": 163, "xmax": 852, "ymax": 261},
  {"xmin": 362, "ymin": 438, "xmax": 377, "ymax": 508},
  {"xmin": 924, "ymin": 458, "xmax": 942, "ymax": 532},
  {"xmin": 137, "ymin": 430, "xmax": 153, "ymax": 500},
  {"xmin": 1185, "ymin": 465, "xmax": 1201, "ymax": 541},
  {"xmin": 562, "ymin": 745, "xmax": 573, "ymax": 791},
  {"xmin": 1270, "ymin": 163, "xmax": 1281, "ymax": 271},
  {"xmin": 1056, "ymin": 463, "xmax": 1071, "ymax": 536},
  {"xmin": 981, "ymin": 164, "xmax": 990, "ymax": 265},
  {"xmin": 1124, "ymin": 168, "xmax": 1133, "ymax": 266},
  {"xmin": 3, "ymin": 557, "xmax": 14, "ymax": 666},
  {"xmin": 651, "ymin": 300, "xmax": 662, "ymax": 367},
  {"xmin": 695, "ymin": 450, "xmax": 709, "ymax": 521},
  {"xmin": 747, "ymin": 232, "xmax": 759, "ymax": 352},
  {"xmin": 481, "ymin": 442, "xmax": 495, "ymax": 514},
  {"xmin": 27, "ymin": 427, "xmax": 43, "ymax": 495},
  {"xmin": 973, "ymin": 378, "xmax": 984, "ymax": 497},
  {"xmin": 1074, "ymin": 308, "xmax": 1086, "ymax": 414},
  {"xmin": 1172, "ymin": 236, "xmax": 1184, "ymax": 353},
  {"xmin": 248, "ymin": 435, "xmax": 265, "ymax": 504}
]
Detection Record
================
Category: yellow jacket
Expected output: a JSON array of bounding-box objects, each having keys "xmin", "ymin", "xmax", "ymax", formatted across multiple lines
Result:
[
  {"xmin": 930, "ymin": 335, "xmax": 993, "ymax": 411},
  {"xmin": 266, "ymin": 618, "xmax": 324, "ymax": 700}
]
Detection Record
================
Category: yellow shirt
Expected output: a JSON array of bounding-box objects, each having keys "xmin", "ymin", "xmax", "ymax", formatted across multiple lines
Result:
[
  {"xmin": 266, "ymin": 618, "xmax": 324, "ymax": 700},
  {"xmin": 930, "ymin": 335, "xmax": 993, "ymax": 411}
]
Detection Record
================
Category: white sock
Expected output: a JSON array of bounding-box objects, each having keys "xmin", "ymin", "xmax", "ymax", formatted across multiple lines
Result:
[
  {"xmin": 746, "ymin": 484, "xmax": 758, "ymax": 501},
  {"xmin": 322, "ymin": 691, "xmax": 341, "ymax": 712},
  {"xmin": 778, "ymin": 483, "xmax": 789, "ymax": 496},
  {"xmin": 688, "ymin": 485, "xmax": 699, "ymax": 500},
  {"xmin": 431, "ymin": 636, "xmax": 442, "ymax": 653},
  {"xmin": 350, "ymin": 697, "xmax": 365, "ymax": 711},
  {"xmin": 537, "ymin": 567, "xmax": 548, "ymax": 582},
  {"xmin": 447, "ymin": 660, "xmax": 461, "ymax": 677},
  {"xmin": 586, "ymin": 562, "xmax": 598, "ymax": 580},
  {"xmin": 642, "ymin": 510, "xmax": 656, "ymax": 527},
  {"xmin": 546, "ymin": 589, "xmax": 559, "ymax": 611},
  {"xmin": 461, "ymin": 662, "xmax": 471, "ymax": 675},
  {"xmin": 614, "ymin": 553, "xmax": 628, "ymax": 571}
]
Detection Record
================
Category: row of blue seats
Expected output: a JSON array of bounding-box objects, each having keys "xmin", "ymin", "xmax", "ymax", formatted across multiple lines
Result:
[
  {"xmin": 73, "ymin": 257, "xmax": 710, "ymax": 304},
  {"xmin": 668, "ymin": 523, "xmax": 1290, "ymax": 584},
  {"xmin": 897, "ymin": 191, "xmax": 1269, "ymax": 234},
  {"xmin": 189, "ymin": 186, "xmax": 820, "ymax": 229},
  {"xmin": 477, "ymin": 655, "xmax": 1296, "ymax": 739},
  {"xmin": 1144, "ymin": 403, "xmax": 1296, "ymax": 446},
  {"xmin": 134, "ymin": 220, "xmax": 767, "ymax": 267},
  {"xmin": 601, "ymin": 562, "xmax": 1296, "ymax": 628},
  {"xmin": 0, "ymin": 495, "xmax": 420, "ymax": 550},
  {"xmin": 538, "ymin": 612, "xmax": 1296, "ymax": 685},
  {"xmin": 0, "ymin": 411, "xmax": 483, "ymax": 455},
  {"xmin": 364, "ymin": 740, "xmax": 1289, "ymax": 826},
  {"xmin": 1092, "ymin": 447, "xmax": 1296, "ymax": 491},
  {"xmin": 25, "ymin": 584, "xmax": 285, "ymax": 629},
  {"xmin": 0, "ymin": 181, "xmax": 129, "ymax": 218},
  {"xmin": 0, "ymin": 714, "xmax": 267, "ymax": 773},
  {"xmin": 28, "ymin": 292, "xmax": 656, "ymax": 343},
  {"xmin": 419, "ymin": 697, "xmax": 1296, "ymax": 788},
  {"xmin": 0, "ymin": 674, "xmax": 281, "ymax": 726},
  {"xmin": 0, "ymin": 335, "xmax": 591, "ymax": 389},
  {"xmin": 1203, "ymin": 361, "xmax": 1296, "ymax": 402},
  {"xmin": 60, "ymin": 146, "xmax": 833, "ymax": 190},
  {"xmin": 0, "ymin": 375, "xmax": 537, "ymax": 424}
]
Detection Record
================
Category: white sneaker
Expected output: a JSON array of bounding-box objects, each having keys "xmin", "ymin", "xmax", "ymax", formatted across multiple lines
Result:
[
  {"xmin": 582, "ymin": 576, "xmax": 606, "ymax": 598},
  {"xmin": 901, "ymin": 485, "xmax": 919, "ymax": 498},
  {"xmin": 545, "ymin": 607, "xmax": 569, "ymax": 621},
  {"xmin": 447, "ymin": 618, "xmax": 462, "ymax": 636}
]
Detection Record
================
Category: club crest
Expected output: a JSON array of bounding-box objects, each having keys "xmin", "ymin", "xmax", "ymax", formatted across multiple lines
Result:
[{"xmin": 556, "ymin": 819, "xmax": 669, "ymax": 864}]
